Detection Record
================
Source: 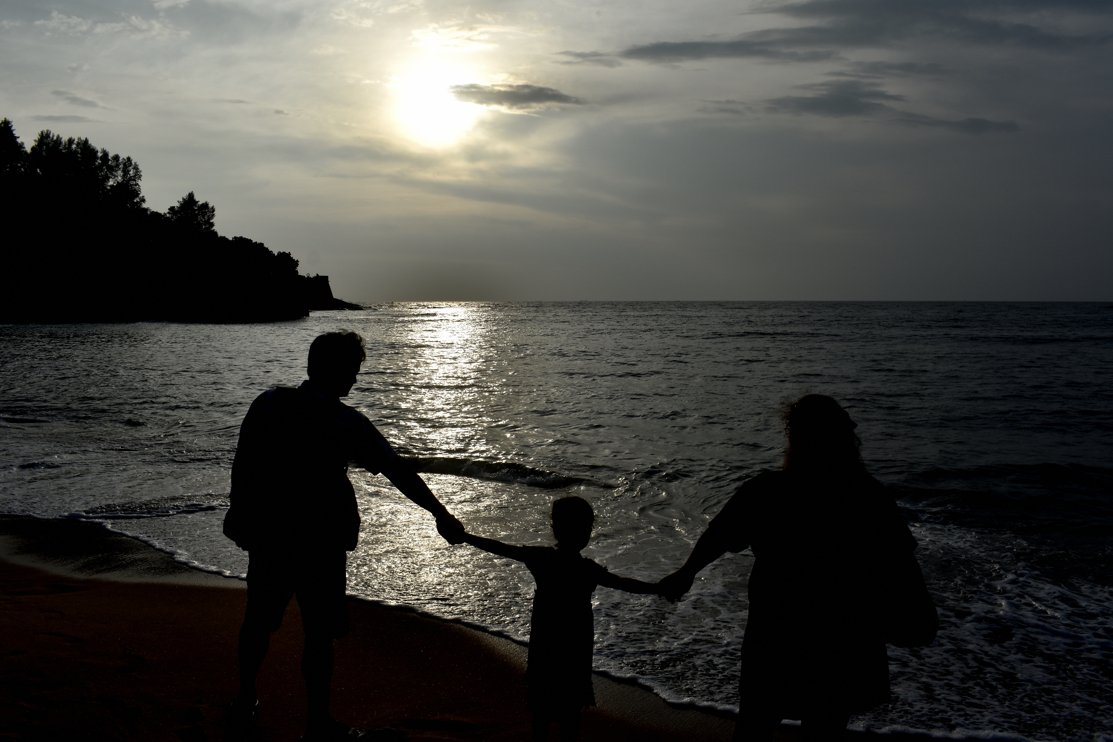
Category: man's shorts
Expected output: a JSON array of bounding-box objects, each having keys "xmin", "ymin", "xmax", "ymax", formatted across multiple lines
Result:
[{"xmin": 244, "ymin": 549, "xmax": 349, "ymax": 639}]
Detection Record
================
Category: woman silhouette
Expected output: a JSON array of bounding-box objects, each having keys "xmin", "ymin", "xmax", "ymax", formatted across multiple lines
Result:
[{"xmin": 660, "ymin": 394, "xmax": 930, "ymax": 741}]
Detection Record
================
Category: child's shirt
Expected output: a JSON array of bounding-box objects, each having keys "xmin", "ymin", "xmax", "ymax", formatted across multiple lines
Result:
[{"xmin": 518, "ymin": 546, "xmax": 611, "ymax": 712}]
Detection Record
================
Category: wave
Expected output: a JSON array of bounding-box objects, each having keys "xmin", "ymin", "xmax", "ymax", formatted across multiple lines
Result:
[
  {"xmin": 75, "ymin": 493, "xmax": 228, "ymax": 520},
  {"xmin": 699, "ymin": 330, "xmax": 841, "ymax": 339},
  {"xmin": 894, "ymin": 463, "xmax": 1113, "ymax": 536},
  {"xmin": 897, "ymin": 462, "xmax": 1112, "ymax": 507},
  {"xmin": 0, "ymin": 415, "xmax": 50, "ymax": 425},
  {"xmin": 894, "ymin": 463, "xmax": 1113, "ymax": 588},
  {"xmin": 15, "ymin": 461, "xmax": 63, "ymax": 470},
  {"xmin": 406, "ymin": 456, "xmax": 609, "ymax": 490},
  {"xmin": 68, "ymin": 458, "xmax": 609, "ymax": 521},
  {"xmin": 970, "ymin": 333, "xmax": 1113, "ymax": 345}
]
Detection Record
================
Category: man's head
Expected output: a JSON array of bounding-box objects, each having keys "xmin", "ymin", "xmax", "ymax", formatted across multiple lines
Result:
[{"xmin": 307, "ymin": 331, "xmax": 366, "ymax": 397}]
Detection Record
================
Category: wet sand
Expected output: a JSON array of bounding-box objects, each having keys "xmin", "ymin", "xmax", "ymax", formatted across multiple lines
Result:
[{"xmin": 0, "ymin": 516, "xmax": 950, "ymax": 741}]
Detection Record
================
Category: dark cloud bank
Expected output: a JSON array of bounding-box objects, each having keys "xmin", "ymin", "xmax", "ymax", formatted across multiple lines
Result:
[{"xmin": 451, "ymin": 83, "xmax": 583, "ymax": 110}]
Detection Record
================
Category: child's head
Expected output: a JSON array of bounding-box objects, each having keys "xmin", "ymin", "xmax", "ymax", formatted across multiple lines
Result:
[{"xmin": 551, "ymin": 496, "xmax": 594, "ymax": 550}]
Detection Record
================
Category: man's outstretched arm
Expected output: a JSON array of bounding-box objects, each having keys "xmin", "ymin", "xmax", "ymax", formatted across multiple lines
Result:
[
  {"xmin": 351, "ymin": 413, "xmax": 464, "ymax": 543},
  {"xmin": 378, "ymin": 456, "xmax": 465, "ymax": 544}
]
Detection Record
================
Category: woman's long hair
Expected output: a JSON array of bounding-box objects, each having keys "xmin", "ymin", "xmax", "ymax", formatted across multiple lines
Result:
[{"xmin": 782, "ymin": 394, "xmax": 866, "ymax": 476}]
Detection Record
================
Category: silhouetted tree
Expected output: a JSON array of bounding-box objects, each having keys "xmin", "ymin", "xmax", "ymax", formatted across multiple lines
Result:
[
  {"xmin": 167, "ymin": 191, "xmax": 216, "ymax": 234},
  {"xmin": 103, "ymin": 152, "xmax": 144, "ymax": 211},
  {"xmin": 22, "ymin": 130, "xmax": 145, "ymax": 212},
  {"xmin": 0, "ymin": 116, "xmax": 336, "ymax": 323},
  {"xmin": 275, "ymin": 251, "xmax": 299, "ymax": 275},
  {"xmin": 0, "ymin": 118, "xmax": 27, "ymax": 176}
]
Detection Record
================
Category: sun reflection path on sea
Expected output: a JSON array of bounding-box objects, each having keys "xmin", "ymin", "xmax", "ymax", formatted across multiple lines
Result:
[
  {"xmin": 403, "ymin": 303, "xmax": 493, "ymax": 458},
  {"xmin": 345, "ymin": 304, "xmax": 550, "ymax": 629}
]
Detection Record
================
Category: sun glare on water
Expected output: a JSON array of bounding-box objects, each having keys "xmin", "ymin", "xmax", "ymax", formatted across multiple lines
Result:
[{"xmin": 390, "ymin": 60, "xmax": 485, "ymax": 149}]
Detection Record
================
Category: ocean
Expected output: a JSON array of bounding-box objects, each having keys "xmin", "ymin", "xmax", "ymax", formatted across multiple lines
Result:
[{"xmin": 1, "ymin": 302, "xmax": 1110, "ymax": 741}]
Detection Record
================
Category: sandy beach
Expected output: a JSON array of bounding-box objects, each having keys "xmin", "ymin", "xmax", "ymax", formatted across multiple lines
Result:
[{"xmin": 0, "ymin": 516, "xmax": 954, "ymax": 742}]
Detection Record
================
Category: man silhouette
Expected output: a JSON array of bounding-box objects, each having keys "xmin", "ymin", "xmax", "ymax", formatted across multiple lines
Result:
[{"xmin": 225, "ymin": 331, "xmax": 463, "ymax": 741}]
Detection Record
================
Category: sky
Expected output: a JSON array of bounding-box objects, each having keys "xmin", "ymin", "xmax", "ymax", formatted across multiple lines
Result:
[{"xmin": 2, "ymin": 0, "xmax": 1111, "ymax": 302}]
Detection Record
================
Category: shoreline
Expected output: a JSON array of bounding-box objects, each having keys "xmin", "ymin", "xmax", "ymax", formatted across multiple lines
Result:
[
  {"xmin": 2, "ymin": 515, "xmax": 739, "ymax": 742},
  {"xmin": 1, "ymin": 515, "xmax": 975, "ymax": 741}
]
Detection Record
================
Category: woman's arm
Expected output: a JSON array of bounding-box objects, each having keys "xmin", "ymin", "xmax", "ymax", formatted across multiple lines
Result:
[
  {"xmin": 598, "ymin": 571, "xmax": 661, "ymax": 595},
  {"xmin": 658, "ymin": 482, "xmax": 754, "ymax": 601},
  {"xmin": 657, "ymin": 527, "xmax": 732, "ymax": 601}
]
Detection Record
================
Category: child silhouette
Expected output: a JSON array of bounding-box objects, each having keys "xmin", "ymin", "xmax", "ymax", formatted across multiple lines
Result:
[{"xmin": 463, "ymin": 496, "xmax": 659, "ymax": 742}]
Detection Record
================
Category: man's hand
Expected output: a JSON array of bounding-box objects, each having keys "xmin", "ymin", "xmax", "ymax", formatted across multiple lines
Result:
[
  {"xmin": 436, "ymin": 513, "xmax": 465, "ymax": 545},
  {"xmin": 657, "ymin": 569, "xmax": 695, "ymax": 603}
]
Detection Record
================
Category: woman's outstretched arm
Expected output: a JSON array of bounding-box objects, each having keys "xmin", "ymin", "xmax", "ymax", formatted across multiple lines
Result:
[
  {"xmin": 658, "ymin": 485, "xmax": 752, "ymax": 601},
  {"xmin": 657, "ymin": 527, "xmax": 733, "ymax": 601},
  {"xmin": 598, "ymin": 571, "xmax": 661, "ymax": 595}
]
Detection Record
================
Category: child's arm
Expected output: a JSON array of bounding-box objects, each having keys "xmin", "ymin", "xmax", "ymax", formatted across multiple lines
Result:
[
  {"xmin": 597, "ymin": 570, "xmax": 661, "ymax": 595},
  {"xmin": 462, "ymin": 531, "xmax": 532, "ymax": 562}
]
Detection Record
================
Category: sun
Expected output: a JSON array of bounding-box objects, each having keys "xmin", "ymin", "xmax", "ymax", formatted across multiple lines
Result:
[{"xmin": 390, "ymin": 60, "xmax": 485, "ymax": 148}]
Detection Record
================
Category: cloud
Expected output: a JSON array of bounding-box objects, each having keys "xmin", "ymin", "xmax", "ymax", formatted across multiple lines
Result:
[
  {"xmin": 699, "ymin": 99, "xmax": 754, "ymax": 117},
  {"xmin": 31, "ymin": 9, "xmax": 179, "ymax": 39},
  {"xmin": 837, "ymin": 60, "xmax": 948, "ymax": 78},
  {"xmin": 32, "ymin": 114, "xmax": 98, "ymax": 123},
  {"xmin": 765, "ymin": 79, "xmax": 1019, "ymax": 133},
  {"xmin": 767, "ymin": 79, "xmax": 905, "ymax": 117},
  {"xmin": 620, "ymin": 38, "xmax": 838, "ymax": 63},
  {"xmin": 165, "ymin": 0, "xmax": 303, "ymax": 44},
  {"xmin": 52, "ymin": 90, "xmax": 103, "ymax": 108},
  {"xmin": 895, "ymin": 113, "xmax": 1020, "ymax": 134},
  {"xmin": 451, "ymin": 83, "xmax": 583, "ymax": 111},
  {"xmin": 556, "ymin": 50, "xmax": 622, "ymax": 68},
  {"xmin": 774, "ymin": 0, "xmax": 1113, "ymax": 51},
  {"xmin": 616, "ymin": 1, "xmax": 1112, "ymax": 68},
  {"xmin": 32, "ymin": 11, "xmax": 97, "ymax": 35}
]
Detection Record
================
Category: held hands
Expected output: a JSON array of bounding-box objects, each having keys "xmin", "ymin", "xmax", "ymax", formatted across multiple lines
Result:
[
  {"xmin": 657, "ymin": 569, "xmax": 696, "ymax": 602},
  {"xmin": 436, "ymin": 512, "xmax": 466, "ymax": 545}
]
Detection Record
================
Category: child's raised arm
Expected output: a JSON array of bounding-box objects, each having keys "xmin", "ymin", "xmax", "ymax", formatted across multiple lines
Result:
[{"xmin": 462, "ymin": 531, "xmax": 532, "ymax": 562}]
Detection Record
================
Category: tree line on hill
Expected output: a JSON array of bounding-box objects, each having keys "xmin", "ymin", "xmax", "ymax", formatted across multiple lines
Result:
[{"xmin": 0, "ymin": 117, "xmax": 357, "ymax": 323}]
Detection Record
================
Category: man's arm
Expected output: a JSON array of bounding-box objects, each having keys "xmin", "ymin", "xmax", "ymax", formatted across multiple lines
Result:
[
  {"xmin": 380, "ymin": 456, "xmax": 463, "ymax": 536},
  {"xmin": 378, "ymin": 456, "xmax": 464, "ymax": 543},
  {"xmin": 350, "ymin": 413, "xmax": 463, "ymax": 543}
]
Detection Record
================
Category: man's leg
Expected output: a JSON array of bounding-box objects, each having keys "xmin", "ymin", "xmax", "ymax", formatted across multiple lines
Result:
[
  {"xmin": 237, "ymin": 619, "xmax": 271, "ymax": 705},
  {"xmin": 303, "ymin": 631, "xmax": 336, "ymax": 730},
  {"xmin": 297, "ymin": 551, "xmax": 351, "ymax": 738},
  {"xmin": 234, "ymin": 552, "xmax": 292, "ymax": 715}
]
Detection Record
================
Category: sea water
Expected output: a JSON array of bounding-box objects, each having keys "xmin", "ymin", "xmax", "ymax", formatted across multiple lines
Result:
[{"xmin": 1, "ymin": 302, "xmax": 1110, "ymax": 741}]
